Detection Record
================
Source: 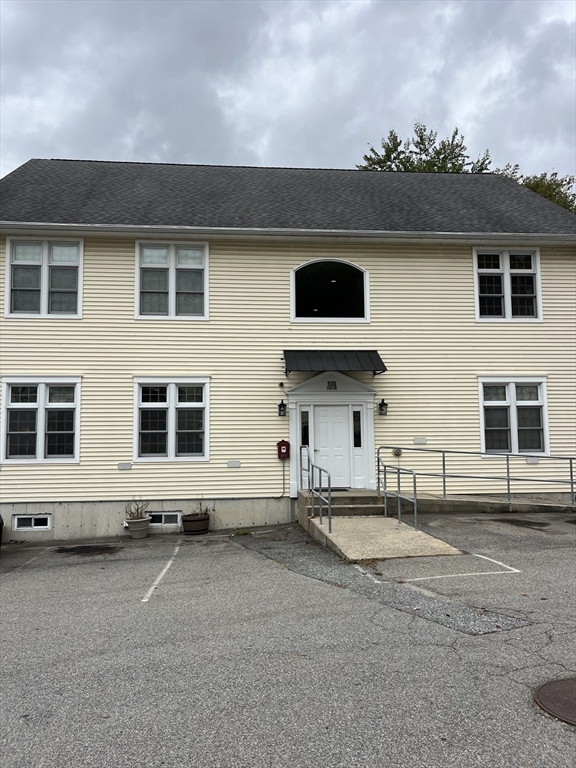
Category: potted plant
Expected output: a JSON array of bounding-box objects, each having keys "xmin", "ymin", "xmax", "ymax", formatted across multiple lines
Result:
[
  {"xmin": 181, "ymin": 500, "xmax": 213, "ymax": 535},
  {"xmin": 124, "ymin": 499, "xmax": 151, "ymax": 539}
]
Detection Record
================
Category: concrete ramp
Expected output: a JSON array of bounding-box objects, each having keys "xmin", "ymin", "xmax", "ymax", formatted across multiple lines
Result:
[{"xmin": 308, "ymin": 516, "xmax": 462, "ymax": 561}]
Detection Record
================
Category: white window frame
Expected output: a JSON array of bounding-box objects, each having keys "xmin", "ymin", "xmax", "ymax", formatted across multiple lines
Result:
[
  {"xmin": 5, "ymin": 237, "xmax": 84, "ymax": 319},
  {"xmin": 148, "ymin": 511, "xmax": 181, "ymax": 526},
  {"xmin": 1, "ymin": 376, "xmax": 81, "ymax": 464},
  {"xmin": 473, "ymin": 248, "xmax": 542, "ymax": 322},
  {"xmin": 135, "ymin": 241, "xmax": 209, "ymax": 320},
  {"xmin": 290, "ymin": 259, "xmax": 370, "ymax": 323},
  {"xmin": 133, "ymin": 377, "xmax": 210, "ymax": 462},
  {"xmin": 13, "ymin": 514, "xmax": 52, "ymax": 531},
  {"xmin": 478, "ymin": 376, "xmax": 549, "ymax": 456}
]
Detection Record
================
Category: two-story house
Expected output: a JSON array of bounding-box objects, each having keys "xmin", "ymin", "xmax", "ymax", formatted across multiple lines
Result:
[{"xmin": 1, "ymin": 160, "xmax": 575, "ymax": 541}]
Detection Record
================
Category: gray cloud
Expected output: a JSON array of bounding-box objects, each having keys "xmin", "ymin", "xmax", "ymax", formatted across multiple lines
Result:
[{"xmin": 1, "ymin": 0, "xmax": 574, "ymax": 178}]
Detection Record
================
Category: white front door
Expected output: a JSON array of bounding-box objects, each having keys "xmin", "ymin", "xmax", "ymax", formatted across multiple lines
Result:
[{"xmin": 314, "ymin": 406, "xmax": 351, "ymax": 487}]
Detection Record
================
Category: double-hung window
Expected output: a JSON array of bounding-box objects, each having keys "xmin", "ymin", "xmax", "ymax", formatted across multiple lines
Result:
[
  {"xmin": 135, "ymin": 378, "xmax": 209, "ymax": 461},
  {"xmin": 474, "ymin": 249, "xmax": 541, "ymax": 321},
  {"xmin": 6, "ymin": 239, "xmax": 83, "ymax": 317},
  {"xmin": 479, "ymin": 378, "xmax": 547, "ymax": 454},
  {"xmin": 1, "ymin": 378, "xmax": 81, "ymax": 462},
  {"xmin": 136, "ymin": 243, "xmax": 208, "ymax": 319}
]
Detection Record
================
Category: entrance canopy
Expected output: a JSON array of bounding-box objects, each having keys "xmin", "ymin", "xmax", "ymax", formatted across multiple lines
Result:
[{"xmin": 284, "ymin": 350, "xmax": 386, "ymax": 376}]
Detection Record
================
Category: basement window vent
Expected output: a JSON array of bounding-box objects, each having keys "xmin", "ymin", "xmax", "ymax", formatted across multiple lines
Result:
[
  {"xmin": 149, "ymin": 512, "xmax": 181, "ymax": 525},
  {"xmin": 13, "ymin": 514, "xmax": 51, "ymax": 530}
]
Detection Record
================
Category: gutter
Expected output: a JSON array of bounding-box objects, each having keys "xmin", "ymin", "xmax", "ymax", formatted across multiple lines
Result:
[{"xmin": 1, "ymin": 221, "xmax": 575, "ymax": 247}]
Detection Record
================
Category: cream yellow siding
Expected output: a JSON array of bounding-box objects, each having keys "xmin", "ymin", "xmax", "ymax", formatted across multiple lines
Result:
[{"xmin": 1, "ymin": 236, "xmax": 575, "ymax": 502}]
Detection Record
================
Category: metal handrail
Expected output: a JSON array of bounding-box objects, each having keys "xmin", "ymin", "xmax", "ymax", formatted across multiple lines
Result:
[
  {"xmin": 300, "ymin": 445, "xmax": 333, "ymax": 533},
  {"xmin": 379, "ymin": 463, "xmax": 419, "ymax": 530},
  {"xmin": 376, "ymin": 445, "xmax": 575, "ymax": 505}
]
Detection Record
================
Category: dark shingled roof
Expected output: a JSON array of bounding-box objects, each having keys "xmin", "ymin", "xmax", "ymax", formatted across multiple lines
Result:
[{"xmin": 1, "ymin": 159, "xmax": 575, "ymax": 235}]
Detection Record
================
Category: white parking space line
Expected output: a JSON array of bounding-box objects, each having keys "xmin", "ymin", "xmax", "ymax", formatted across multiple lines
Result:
[
  {"xmin": 9, "ymin": 547, "xmax": 52, "ymax": 573},
  {"xmin": 353, "ymin": 564, "xmax": 383, "ymax": 583},
  {"xmin": 401, "ymin": 553, "xmax": 521, "ymax": 583},
  {"xmin": 141, "ymin": 542, "xmax": 181, "ymax": 603}
]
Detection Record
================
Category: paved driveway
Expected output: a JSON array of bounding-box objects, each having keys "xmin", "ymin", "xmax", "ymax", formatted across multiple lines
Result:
[{"xmin": 1, "ymin": 513, "xmax": 574, "ymax": 768}]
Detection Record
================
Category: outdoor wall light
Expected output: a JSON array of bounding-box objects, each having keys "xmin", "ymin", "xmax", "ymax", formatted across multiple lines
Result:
[
  {"xmin": 378, "ymin": 399, "xmax": 388, "ymax": 416},
  {"xmin": 278, "ymin": 400, "xmax": 287, "ymax": 416}
]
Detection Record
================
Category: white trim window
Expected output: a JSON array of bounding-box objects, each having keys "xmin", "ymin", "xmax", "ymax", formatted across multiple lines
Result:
[
  {"xmin": 479, "ymin": 378, "xmax": 548, "ymax": 454},
  {"xmin": 135, "ymin": 242, "xmax": 208, "ymax": 319},
  {"xmin": 1, "ymin": 377, "xmax": 81, "ymax": 463},
  {"xmin": 5, "ymin": 238, "xmax": 83, "ymax": 318},
  {"xmin": 474, "ymin": 249, "xmax": 541, "ymax": 321},
  {"xmin": 134, "ymin": 378, "xmax": 209, "ymax": 461},
  {"xmin": 291, "ymin": 259, "xmax": 370, "ymax": 323},
  {"xmin": 13, "ymin": 514, "xmax": 52, "ymax": 531}
]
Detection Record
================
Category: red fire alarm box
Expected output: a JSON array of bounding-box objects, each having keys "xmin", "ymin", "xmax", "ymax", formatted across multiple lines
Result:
[{"xmin": 277, "ymin": 440, "xmax": 290, "ymax": 460}]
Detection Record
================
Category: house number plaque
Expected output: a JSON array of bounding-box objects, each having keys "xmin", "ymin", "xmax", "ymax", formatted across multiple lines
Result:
[{"xmin": 327, "ymin": 381, "xmax": 337, "ymax": 390}]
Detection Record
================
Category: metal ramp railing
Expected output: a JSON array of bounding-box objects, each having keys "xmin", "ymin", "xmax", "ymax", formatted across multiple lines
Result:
[
  {"xmin": 377, "ymin": 445, "xmax": 575, "ymax": 510},
  {"xmin": 378, "ymin": 463, "xmax": 419, "ymax": 531},
  {"xmin": 300, "ymin": 446, "xmax": 333, "ymax": 533}
]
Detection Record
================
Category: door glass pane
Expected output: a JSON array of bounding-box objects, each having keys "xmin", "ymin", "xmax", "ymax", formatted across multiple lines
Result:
[
  {"xmin": 176, "ymin": 293, "xmax": 203, "ymax": 315},
  {"xmin": 50, "ymin": 245, "xmax": 79, "ymax": 263},
  {"xmin": 13, "ymin": 243, "xmax": 42, "ymax": 261},
  {"xmin": 141, "ymin": 293, "xmax": 168, "ymax": 315},
  {"xmin": 141, "ymin": 247, "xmax": 168, "ymax": 265},
  {"xmin": 483, "ymin": 385, "xmax": 506, "ymax": 402},
  {"xmin": 177, "ymin": 248, "xmax": 204, "ymax": 266},
  {"xmin": 301, "ymin": 412, "xmax": 309, "ymax": 446},
  {"xmin": 353, "ymin": 411, "xmax": 362, "ymax": 448},
  {"xmin": 516, "ymin": 385, "xmax": 539, "ymax": 401}
]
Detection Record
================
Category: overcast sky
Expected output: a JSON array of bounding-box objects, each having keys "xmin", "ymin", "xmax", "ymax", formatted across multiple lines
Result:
[{"xmin": 1, "ymin": 0, "xmax": 575, "ymax": 179}]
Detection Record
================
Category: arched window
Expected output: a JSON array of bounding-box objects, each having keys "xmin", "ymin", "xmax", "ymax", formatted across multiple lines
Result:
[{"xmin": 294, "ymin": 260, "xmax": 367, "ymax": 320}]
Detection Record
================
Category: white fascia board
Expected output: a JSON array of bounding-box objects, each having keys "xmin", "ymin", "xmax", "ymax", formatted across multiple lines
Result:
[{"xmin": 1, "ymin": 221, "xmax": 575, "ymax": 246}]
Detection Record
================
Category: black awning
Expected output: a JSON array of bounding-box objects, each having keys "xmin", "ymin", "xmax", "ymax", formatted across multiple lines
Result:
[{"xmin": 284, "ymin": 350, "xmax": 386, "ymax": 376}]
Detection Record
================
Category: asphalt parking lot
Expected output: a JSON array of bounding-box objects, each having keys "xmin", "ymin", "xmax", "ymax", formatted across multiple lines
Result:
[{"xmin": 1, "ymin": 513, "xmax": 575, "ymax": 768}]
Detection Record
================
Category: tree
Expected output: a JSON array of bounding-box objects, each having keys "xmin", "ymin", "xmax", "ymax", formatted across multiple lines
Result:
[
  {"xmin": 358, "ymin": 122, "xmax": 576, "ymax": 213},
  {"xmin": 495, "ymin": 164, "xmax": 576, "ymax": 213},
  {"xmin": 357, "ymin": 122, "xmax": 491, "ymax": 174}
]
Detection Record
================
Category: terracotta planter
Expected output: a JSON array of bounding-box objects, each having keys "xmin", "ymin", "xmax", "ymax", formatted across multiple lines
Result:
[
  {"xmin": 182, "ymin": 514, "xmax": 210, "ymax": 535},
  {"xmin": 125, "ymin": 516, "xmax": 151, "ymax": 539}
]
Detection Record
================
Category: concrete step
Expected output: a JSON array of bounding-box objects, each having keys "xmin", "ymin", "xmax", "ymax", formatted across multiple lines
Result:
[{"xmin": 305, "ymin": 503, "xmax": 385, "ymax": 517}]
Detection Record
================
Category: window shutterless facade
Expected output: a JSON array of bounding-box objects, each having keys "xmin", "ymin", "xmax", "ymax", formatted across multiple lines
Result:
[
  {"xmin": 291, "ymin": 259, "xmax": 370, "ymax": 323},
  {"xmin": 5, "ymin": 239, "xmax": 83, "ymax": 318},
  {"xmin": 1, "ymin": 377, "xmax": 81, "ymax": 463},
  {"xmin": 135, "ymin": 242, "xmax": 209, "ymax": 319},
  {"xmin": 474, "ymin": 249, "xmax": 541, "ymax": 321},
  {"xmin": 479, "ymin": 378, "xmax": 548, "ymax": 454},
  {"xmin": 134, "ymin": 378, "xmax": 209, "ymax": 461}
]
